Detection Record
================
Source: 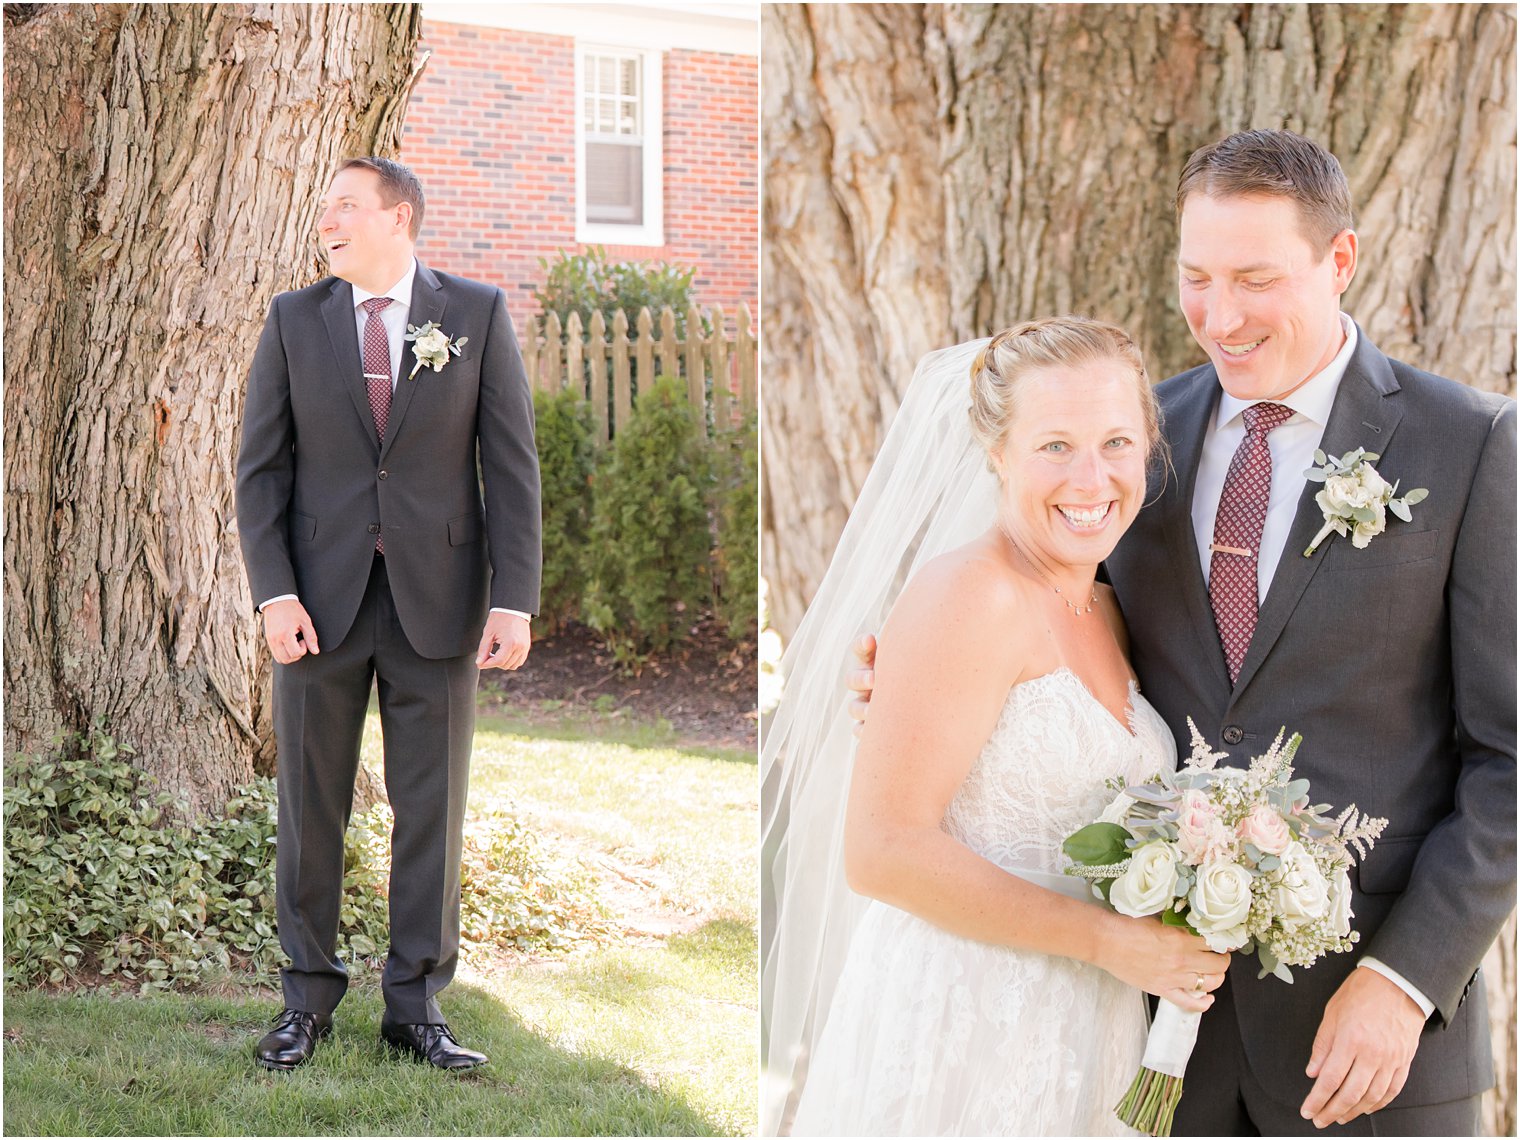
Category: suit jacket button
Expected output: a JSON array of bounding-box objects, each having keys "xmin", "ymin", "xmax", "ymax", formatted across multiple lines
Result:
[
  {"xmin": 368, "ymin": 524, "xmax": 380, "ymax": 534},
  {"xmin": 1223, "ymin": 725, "xmax": 1245, "ymax": 745},
  {"xmin": 378, "ymin": 469, "xmax": 388, "ymax": 480}
]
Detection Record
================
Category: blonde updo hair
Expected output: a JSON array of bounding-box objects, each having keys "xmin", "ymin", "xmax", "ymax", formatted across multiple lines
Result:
[{"xmin": 968, "ymin": 315, "xmax": 1161, "ymax": 472}]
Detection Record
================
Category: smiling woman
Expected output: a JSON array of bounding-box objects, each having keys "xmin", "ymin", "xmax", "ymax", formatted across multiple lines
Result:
[
  {"xmin": 760, "ymin": 317, "xmax": 1235, "ymax": 1136},
  {"xmin": 759, "ymin": 9, "xmax": 1516, "ymax": 1135}
]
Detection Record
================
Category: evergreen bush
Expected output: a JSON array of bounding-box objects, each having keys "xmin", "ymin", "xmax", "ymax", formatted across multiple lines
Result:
[
  {"xmin": 532, "ymin": 387, "xmax": 597, "ymax": 634},
  {"xmin": 714, "ymin": 413, "xmax": 758, "ymax": 641},
  {"xmin": 534, "ymin": 246, "xmax": 707, "ymax": 340},
  {"xmin": 584, "ymin": 376, "xmax": 715, "ymax": 664}
]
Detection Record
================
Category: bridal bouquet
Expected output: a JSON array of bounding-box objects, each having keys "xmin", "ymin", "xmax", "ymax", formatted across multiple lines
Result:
[{"xmin": 1062, "ymin": 721, "xmax": 1387, "ymax": 1137}]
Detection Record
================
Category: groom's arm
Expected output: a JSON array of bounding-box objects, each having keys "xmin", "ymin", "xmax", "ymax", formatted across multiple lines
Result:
[
  {"xmin": 1361, "ymin": 398, "xmax": 1517, "ymax": 1017},
  {"xmin": 1301, "ymin": 398, "xmax": 1517, "ymax": 1128},
  {"xmin": 235, "ymin": 297, "xmax": 301, "ymax": 611},
  {"xmin": 475, "ymin": 287, "xmax": 542, "ymax": 616}
]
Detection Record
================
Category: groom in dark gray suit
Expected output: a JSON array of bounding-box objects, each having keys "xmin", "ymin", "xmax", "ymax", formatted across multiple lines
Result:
[
  {"xmin": 1105, "ymin": 130, "xmax": 1513, "ymax": 1135},
  {"xmin": 852, "ymin": 129, "xmax": 1514, "ymax": 1133},
  {"xmin": 236, "ymin": 157, "xmax": 541, "ymax": 1070}
]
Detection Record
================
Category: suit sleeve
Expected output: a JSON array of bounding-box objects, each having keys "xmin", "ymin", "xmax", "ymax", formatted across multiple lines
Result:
[
  {"xmin": 235, "ymin": 297, "xmax": 300, "ymax": 611},
  {"xmin": 476, "ymin": 288, "xmax": 542, "ymax": 614},
  {"xmin": 1362, "ymin": 399, "xmax": 1517, "ymax": 1024}
]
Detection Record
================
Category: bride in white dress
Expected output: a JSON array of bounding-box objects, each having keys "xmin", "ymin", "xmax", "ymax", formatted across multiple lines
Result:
[{"xmin": 762, "ymin": 318, "xmax": 1230, "ymax": 1136}]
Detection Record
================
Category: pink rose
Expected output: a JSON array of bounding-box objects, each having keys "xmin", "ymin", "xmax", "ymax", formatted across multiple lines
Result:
[
  {"xmin": 1175, "ymin": 790, "xmax": 1234, "ymax": 865},
  {"xmin": 1236, "ymin": 805, "xmax": 1291, "ymax": 856}
]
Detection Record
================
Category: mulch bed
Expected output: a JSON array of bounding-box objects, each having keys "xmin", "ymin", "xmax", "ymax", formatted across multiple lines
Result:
[{"xmin": 477, "ymin": 618, "xmax": 757, "ymax": 752}]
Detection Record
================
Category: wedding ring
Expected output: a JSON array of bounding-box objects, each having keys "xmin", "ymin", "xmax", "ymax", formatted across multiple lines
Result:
[{"xmin": 1192, "ymin": 973, "xmax": 1206, "ymax": 996}]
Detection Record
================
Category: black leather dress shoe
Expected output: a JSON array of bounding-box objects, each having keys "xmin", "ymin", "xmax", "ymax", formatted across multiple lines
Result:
[
  {"xmin": 255, "ymin": 1009, "xmax": 332, "ymax": 1071},
  {"xmin": 380, "ymin": 1019, "xmax": 489, "ymax": 1070}
]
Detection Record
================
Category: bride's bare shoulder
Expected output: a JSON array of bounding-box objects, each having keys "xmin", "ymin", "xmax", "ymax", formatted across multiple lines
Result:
[{"xmin": 879, "ymin": 535, "xmax": 1038, "ymax": 661}]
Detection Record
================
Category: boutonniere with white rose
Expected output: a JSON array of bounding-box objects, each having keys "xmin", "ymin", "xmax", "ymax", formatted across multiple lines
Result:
[
  {"xmin": 404, "ymin": 321, "xmax": 468, "ymax": 379},
  {"xmin": 1301, "ymin": 447, "xmax": 1428, "ymax": 558}
]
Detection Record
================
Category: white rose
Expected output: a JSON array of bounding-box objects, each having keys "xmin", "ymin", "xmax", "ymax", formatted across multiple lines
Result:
[
  {"xmin": 1098, "ymin": 791, "xmax": 1135, "ymax": 826},
  {"xmin": 1188, "ymin": 861, "xmax": 1254, "ymax": 952},
  {"xmin": 1349, "ymin": 506, "xmax": 1387, "ymax": 548},
  {"xmin": 1326, "ymin": 867, "xmax": 1354, "ymax": 938},
  {"xmin": 1270, "ymin": 841, "xmax": 1331, "ymax": 929},
  {"xmin": 1109, "ymin": 841, "xmax": 1178, "ymax": 918},
  {"xmin": 417, "ymin": 329, "xmax": 450, "ymax": 355}
]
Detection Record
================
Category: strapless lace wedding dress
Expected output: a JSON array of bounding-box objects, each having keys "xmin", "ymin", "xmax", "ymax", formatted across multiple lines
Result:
[{"xmin": 790, "ymin": 668, "xmax": 1178, "ymax": 1136}]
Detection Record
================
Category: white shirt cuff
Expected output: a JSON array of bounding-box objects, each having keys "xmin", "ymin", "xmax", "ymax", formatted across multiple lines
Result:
[
  {"xmin": 491, "ymin": 608, "xmax": 531, "ymax": 621},
  {"xmin": 258, "ymin": 594, "xmax": 299, "ymax": 612},
  {"xmin": 1358, "ymin": 958, "xmax": 1435, "ymax": 1018}
]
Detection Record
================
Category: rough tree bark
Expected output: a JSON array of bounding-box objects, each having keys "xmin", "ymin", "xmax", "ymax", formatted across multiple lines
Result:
[
  {"xmin": 4, "ymin": 3, "xmax": 422, "ymax": 814},
  {"xmin": 762, "ymin": 2, "xmax": 1516, "ymax": 639},
  {"xmin": 762, "ymin": 5, "xmax": 1515, "ymax": 1132}
]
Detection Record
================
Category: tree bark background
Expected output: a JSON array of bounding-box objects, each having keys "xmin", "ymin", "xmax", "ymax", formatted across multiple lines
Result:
[
  {"xmin": 762, "ymin": 2, "xmax": 1516, "ymax": 641},
  {"xmin": 762, "ymin": 5, "xmax": 1515, "ymax": 1133},
  {"xmin": 4, "ymin": 3, "xmax": 421, "ymax": 814}
]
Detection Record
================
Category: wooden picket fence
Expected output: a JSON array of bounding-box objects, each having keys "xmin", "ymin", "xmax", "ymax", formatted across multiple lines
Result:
[{"xmin": 519, "ymin": 304, "xmax": 757, "ymax": 445}]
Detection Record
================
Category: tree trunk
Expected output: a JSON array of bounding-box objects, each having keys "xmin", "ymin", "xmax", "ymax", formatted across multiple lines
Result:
[
  {"xmin": 762, "ymin": 2, "xmax": 1516, "ymax": 639},
  {"xmin": 4, "ymin": 3, "xmax": 421, "ymax": 814}
]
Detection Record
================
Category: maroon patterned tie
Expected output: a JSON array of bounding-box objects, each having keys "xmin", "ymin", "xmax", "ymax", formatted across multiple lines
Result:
[
  {"xmin": 1209, "ymin": 401, "xmax": 1295, "ymax": 683},
  {"xmin": 361, "ymin": 297, "xmax": 392, "ymax": 552}
]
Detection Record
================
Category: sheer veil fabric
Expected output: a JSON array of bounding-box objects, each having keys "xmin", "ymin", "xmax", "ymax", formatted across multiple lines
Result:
[{"xmin": 760, "ymin": 340, "xmax": 999, "ymax": 1133}]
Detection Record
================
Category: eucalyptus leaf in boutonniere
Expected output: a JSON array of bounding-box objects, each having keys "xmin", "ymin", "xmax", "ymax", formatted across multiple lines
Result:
[
  {"xmin": 404, "ymin": 321, "xmax": 468, "ymax": 379},
  {"xmin": 1302, "ymin": 447, "xmax": 1428, "ymax": 557}
]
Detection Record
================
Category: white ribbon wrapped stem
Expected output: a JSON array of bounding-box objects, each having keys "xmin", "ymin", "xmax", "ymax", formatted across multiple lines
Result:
[{"xmin": 1141, "ymin": 998, "xmax": 1203, "ymax": 1079}]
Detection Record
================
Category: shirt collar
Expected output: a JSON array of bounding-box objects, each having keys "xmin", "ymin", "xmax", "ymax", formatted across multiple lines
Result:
[
  {"xmin": 1216, "ymin": 312, "xmax": 1355, "ymax": 430},
  {"xmin": 350, "ymin": 258, "xmax": 417, "ymax": 312}
]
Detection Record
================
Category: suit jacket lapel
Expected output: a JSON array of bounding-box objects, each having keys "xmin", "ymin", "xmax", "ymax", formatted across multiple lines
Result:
[
  {"xmin": 1232, "ymin": 327, "xmax": 1405, "ymax": 695},
  {"xmin": 1160, "ymin": 372, "xmax": 1233, "ymax": 685},
  {"xmin": 382, "ymin": 261, "xmax": 446, "ymax": 462},
  {"xmin": 320, "ymin": 279, "xmax": 378, "ymax": 447}
]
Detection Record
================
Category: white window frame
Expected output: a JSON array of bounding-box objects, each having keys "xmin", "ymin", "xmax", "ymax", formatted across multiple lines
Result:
[{"xmin": 575, "ymin": 44, "xmax": 664, "ymax": 247}]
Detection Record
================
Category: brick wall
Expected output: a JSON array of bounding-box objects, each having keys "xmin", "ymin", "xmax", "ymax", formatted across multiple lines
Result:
[{"xmin": 402, "ymin": 20, "xmax": 757, "ymax": 333}]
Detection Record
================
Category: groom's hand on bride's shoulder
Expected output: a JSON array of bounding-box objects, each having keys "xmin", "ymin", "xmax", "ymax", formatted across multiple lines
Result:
[
  {"xmin": 261, "ymin": 599, "xmax": 320, "ymax": 664},
  {"xmin": 476, "ymin": 612, "xmax": 531, "ymax": 671},
  {"xmin": 845, "ymin": 634, "xmax": 878, "ymax": 737}
]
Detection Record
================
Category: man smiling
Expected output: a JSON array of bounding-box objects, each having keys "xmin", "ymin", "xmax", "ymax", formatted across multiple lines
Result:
[
  {"xmin": 851, "ymin": 129, "xmax": 1515, "ymax": 1134},
  {"xmin": 236, "ymin": 157, "xmax": 541, "ymax": 1071},
  {"xmin": 1108, "ymin": 129, "xmax": 1514, "ymax": 1136}
]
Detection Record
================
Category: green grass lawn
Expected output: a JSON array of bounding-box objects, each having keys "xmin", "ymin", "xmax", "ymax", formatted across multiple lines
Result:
[{"xmin": 3, "ymin": 708, "xmax": 757, "ymax": 1136}]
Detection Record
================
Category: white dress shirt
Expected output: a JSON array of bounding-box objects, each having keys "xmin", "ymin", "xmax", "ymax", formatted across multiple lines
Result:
[
  {"xmin": 1187, "ymin": 311, "xmax": 1432, "ymax": 1019},
  {"xmin": 259, "ymin": 259, "xmax": 528, "ymax": 624}
]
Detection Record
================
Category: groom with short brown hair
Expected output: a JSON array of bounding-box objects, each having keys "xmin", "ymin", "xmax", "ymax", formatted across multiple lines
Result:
[
  {"xmin": 236, "ymin": 155, "xmax": 541, "ymax": 1070},
  {"xmin": 852, "ymin": 129, "xmax": 1515, "ymax": 1134}
]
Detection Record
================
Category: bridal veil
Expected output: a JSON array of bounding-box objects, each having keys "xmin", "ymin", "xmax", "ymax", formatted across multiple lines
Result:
[{"xmin": 760, "ymin": 338, "xmax": 998, "ymax": 1133}]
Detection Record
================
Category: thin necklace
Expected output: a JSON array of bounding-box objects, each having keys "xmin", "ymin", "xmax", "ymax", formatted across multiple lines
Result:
[{"xmin": 999, "ymin": 525, "xmax": 1098, "ymax": 617}]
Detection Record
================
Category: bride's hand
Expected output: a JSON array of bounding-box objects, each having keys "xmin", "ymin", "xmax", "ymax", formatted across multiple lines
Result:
[{"xmin": 1094, "ymin": 914, "xmax": 1230, "ymax": 1013}]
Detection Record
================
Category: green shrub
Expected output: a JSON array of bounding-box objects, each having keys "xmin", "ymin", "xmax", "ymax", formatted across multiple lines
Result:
[
  {"xmin": 533, "ymin": 387, "xmax": 598, "ymax": 634},
  {"xmin": 714, "ymin": 414, "xmax": 758, "ymax": 641},
  {"xmin": 3, "ymin": 728, "xmax": 603, "ymax": 992},
  {"xmin": 534, "ymin": 246, "xmax": 706, "ymax": 340},
  {"xmin": 584, "ymin": 376, "xmax": 715, "ymax": 665}
]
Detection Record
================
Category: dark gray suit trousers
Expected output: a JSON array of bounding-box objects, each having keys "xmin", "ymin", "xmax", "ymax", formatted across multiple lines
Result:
[{"xmin": 273, "ymin": 554, "xmax": 477, "ymax": 1023}]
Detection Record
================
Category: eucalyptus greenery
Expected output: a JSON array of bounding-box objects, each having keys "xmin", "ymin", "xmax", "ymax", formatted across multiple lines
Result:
[{"xmin": 4, "ymin": 727, "xmax": 604, "ymax": 992}]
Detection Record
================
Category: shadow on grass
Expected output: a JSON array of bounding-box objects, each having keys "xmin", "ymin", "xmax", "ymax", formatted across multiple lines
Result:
[
  {"xmin": 473, "ymin": 708, "xmax": 755, "ymax": 766},
  {"xmin": 3, "ymin": 981, "xmax": 724, "ymax": 1136}
]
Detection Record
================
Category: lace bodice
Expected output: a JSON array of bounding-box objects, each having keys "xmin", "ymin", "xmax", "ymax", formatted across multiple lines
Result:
[{"xmin": 943, "ymin": 667, "xmax": 1177, "ymax": 877}]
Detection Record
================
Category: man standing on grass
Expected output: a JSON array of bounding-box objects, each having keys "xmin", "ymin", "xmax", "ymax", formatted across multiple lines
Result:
[{"xmin": 236, "ymin": 156, "xmax": 541, "ymax": 1071}]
